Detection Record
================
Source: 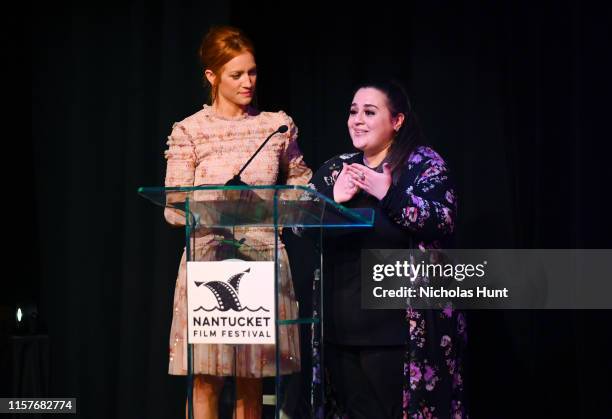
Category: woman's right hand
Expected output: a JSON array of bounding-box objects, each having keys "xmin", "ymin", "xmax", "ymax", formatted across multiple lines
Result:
[{"xmin": 333, "ymin": 163, "xmax": 360, "ymax": 203}]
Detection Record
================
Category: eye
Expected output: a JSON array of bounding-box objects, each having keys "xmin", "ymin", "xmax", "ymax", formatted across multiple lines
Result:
[
  {"xmin": 248, "ymin": 69, "xmax": 257, "ymax": 76},
  {"xmin": 231, "ymin": 74, "xmax": 240, "ymax": 80},
  {"xmin": 349, "ymin": 109, "xmax": 357, "ymax": 115},
  {"xmin": 365, "ymin": 110, "xmax": 376, "ymax": 116}
]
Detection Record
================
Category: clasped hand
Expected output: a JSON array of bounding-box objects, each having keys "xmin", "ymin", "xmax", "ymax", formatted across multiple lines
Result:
[{"xmin": 333, "ymin": 162, "xmax": 392, "ymax": 203}]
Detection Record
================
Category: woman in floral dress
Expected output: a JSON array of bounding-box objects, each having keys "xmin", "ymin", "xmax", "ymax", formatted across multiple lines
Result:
[{"xmin": 308, "ymin": 79, "xmax": 468, "ymax": 418}]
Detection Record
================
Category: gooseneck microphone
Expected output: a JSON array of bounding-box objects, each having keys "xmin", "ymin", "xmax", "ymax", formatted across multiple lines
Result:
[{"xmin": 225, "ymin": 125, "xmax": 288, "ymax": 186}]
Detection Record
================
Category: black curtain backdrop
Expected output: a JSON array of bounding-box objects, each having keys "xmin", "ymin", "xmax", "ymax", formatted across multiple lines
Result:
[{"xmin": 20, "ymin": 1, "xmax": 612, "ymax": 418}]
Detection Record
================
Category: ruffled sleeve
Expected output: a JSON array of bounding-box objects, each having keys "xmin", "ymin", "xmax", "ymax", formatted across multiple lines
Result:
[
  {"xmin": 278, "ymin": 112, "xmax": 312, "ymax": 187},
  {"xmin": 163, "ymin": 122, "xmax": 197, "ymax": 226}
]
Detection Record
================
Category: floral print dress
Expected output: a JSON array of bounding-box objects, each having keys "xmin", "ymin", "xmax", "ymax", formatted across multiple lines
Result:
[{"xmin": 308, "ymin": 146, "xmax": 468, "ymax": 418}]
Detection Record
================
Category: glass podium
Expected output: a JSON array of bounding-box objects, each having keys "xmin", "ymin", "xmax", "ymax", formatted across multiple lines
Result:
[{"xmin": 138, "ymin": 185, "xmax": 374, "ymax": 418}]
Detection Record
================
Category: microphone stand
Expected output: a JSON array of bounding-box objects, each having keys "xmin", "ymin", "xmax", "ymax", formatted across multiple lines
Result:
[
  {"xmin": 222, "ymin": 125, "xmax": 289, "ymax": 226},
  {"xmin": 225, "ymin": 125, "xmax": 288, "ymax": 186}
]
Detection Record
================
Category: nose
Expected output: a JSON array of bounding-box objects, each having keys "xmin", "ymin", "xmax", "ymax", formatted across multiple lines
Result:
[
  {"xmin": 353, "ymin": 111, "xmax": 365, "ymax": 124},
  {"xmin": 242, "ymin": 74, "xmax": 253, "ymax": 88}
]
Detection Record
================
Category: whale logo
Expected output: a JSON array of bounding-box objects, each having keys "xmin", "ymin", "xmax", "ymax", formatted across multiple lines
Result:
[{"xmin": 193, "ymin": 268, "xmax": 269, "ymax": 312}]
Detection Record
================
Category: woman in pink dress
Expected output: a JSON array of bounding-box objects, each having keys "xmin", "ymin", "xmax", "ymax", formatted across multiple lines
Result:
[{"xmin": 163, "ymin": 26, "xmax": 312, "ymax": 419}]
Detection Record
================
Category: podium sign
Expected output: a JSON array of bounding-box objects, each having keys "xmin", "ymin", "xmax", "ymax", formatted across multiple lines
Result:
[{"xmin": 186, "ymin": 260, "xmax": 275, "ymax": 344}]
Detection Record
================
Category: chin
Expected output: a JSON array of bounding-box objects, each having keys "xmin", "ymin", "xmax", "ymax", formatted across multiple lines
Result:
[{"xmin": 351, "ymin": 139, "xmax": 367, "ymax": 151}]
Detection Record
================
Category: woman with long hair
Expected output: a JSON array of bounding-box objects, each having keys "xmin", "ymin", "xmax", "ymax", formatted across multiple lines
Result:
[{"xmin": 309, "ymin": 79, "xmax": 467, "ymax": 418}]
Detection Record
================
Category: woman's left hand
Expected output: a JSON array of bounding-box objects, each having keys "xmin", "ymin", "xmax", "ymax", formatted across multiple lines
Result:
[{"xmin": 346, "ymin": 163, "xmax": 393, "ymax": 201}]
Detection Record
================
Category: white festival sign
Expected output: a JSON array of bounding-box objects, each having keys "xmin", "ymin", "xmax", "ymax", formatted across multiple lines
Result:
[{"xmin": 187, "ymin": 260, "xmax": 275, "ymax": 344}]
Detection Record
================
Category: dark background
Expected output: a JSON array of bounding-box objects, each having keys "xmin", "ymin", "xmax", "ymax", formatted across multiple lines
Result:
[{"xmin": 10, "ymin": 0, "xmax": 612, "ymax": 417}]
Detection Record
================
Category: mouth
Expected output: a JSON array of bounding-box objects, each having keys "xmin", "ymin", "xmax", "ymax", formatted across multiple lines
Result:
[
  {"xmin": 239, "ymin": 90, "xmax": 253, "ymax": 97},
  {"xmin": 353, "ymin": 129, "xmax": 369, "ymax": 136}
]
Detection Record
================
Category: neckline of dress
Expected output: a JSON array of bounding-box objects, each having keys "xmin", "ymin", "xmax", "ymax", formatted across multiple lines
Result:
[{"xmin": 203, "ymin": 104, "xmax": 257, "ymax": 121}]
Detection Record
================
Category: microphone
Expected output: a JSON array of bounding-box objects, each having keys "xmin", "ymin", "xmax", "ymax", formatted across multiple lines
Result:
[{"xmin": 225, "ymin": 125, "xmax": 289, "ymax": 186}]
